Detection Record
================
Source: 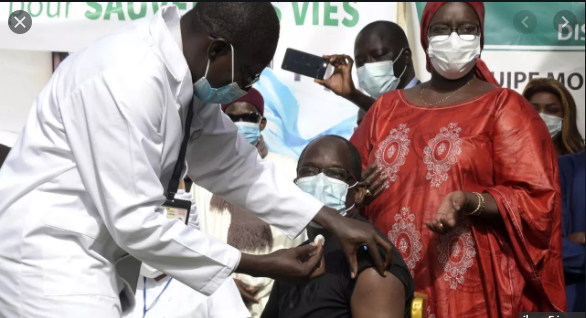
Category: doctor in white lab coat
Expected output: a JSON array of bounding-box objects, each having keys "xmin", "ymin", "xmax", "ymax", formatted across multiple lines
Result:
[
  {"xmin": 126, "ymin": 187, "xmax": 251, "ymax": 318},
  {"xmin": 0, "ymin": 3, "xmax": 392, "ymax": 318}
]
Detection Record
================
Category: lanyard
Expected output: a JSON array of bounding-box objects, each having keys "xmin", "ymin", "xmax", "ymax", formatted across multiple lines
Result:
[
  {"xmin": 166, "ymin": 100, "xmax": 194, "ymax": 201},
  {"xmin": 143, "ymin": 276, "xmax": 173, "ymax": 318},
  {"xmin": 115, "ymin": 100, "xmax": 195, "ymax": 263}
]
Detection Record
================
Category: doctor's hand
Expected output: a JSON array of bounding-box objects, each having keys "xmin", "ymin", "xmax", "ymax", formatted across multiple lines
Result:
[
  {"xmin": 236, "ymin": 242, "xmax": 325, "ymax": 285},
  {"xmin": 313, "ymin": 207, "xmax": 393, "ymax": 279}
]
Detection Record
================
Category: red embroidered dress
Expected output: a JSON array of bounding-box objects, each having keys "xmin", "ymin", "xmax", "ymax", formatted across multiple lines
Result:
[{"xmin": 351, "ymin": 88, "xmax": 566, "ymax": 317}]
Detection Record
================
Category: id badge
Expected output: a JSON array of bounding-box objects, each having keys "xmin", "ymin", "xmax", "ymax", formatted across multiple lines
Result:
[{"xmin": 161, "ymin": 198, "xmax": 191, "ymax": 225}]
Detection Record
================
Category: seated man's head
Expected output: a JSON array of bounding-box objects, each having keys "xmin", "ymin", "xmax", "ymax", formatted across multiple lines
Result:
[
  {"xmin": 222, "ymin": 88, "xmax": 267, "ymax": 146},
  {"xmin": 296, "ymin": 135, "xmax": 365, "ymax": 218},
  {"xmin": 355, "ymin": 21, "xmax": 413, "ymax": 97}
]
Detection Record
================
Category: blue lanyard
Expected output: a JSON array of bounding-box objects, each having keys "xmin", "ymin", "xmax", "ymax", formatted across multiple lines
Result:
[{"xmin": 143, "ymin": 276, "xmax": 173, "ymax": 318}]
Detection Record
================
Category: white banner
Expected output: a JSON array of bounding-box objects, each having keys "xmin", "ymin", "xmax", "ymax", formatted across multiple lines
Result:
[
  {"xmin": 1, "ymin": 2, "xmax": 198, "ymax": 52},
  {"xmin": 0, "ymin": 2, "xmax": 398, "ymax": 158}
]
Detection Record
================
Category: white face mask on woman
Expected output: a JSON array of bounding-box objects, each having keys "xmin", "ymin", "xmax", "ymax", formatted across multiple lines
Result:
[
  {"xmin": 428, "ymin": 32, "xmax": 481, "ymax": 80},
  {"xmin": 539, "ymin": 113, "xmax": 563, "ymax": 138}
]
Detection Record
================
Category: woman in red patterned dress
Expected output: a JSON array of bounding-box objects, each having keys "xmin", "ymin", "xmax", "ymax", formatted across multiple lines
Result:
[{"xmin": 351, "ymin": 2, "xmax": 566, "ymax": 317}]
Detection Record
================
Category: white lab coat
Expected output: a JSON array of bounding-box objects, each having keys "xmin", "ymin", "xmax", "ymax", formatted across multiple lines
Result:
[
  {"xmin": 125, "ymin": 190, "xmax": 250, "ymax": 318},
  {"xmin": 130, "ymin": 275, "xmax": 250, "ymax": 318},
  {"xmin": 0, "ymin": 6, "xmax": 322, "ymax": 318}
]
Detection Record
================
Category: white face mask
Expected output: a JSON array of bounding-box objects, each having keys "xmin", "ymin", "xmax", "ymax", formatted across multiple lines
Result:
[
  {"xmin": 428, "ymin": 32, "xmax": 481, "ymax": 80},
  {"xmin": 540, "ymin": 113, "xmax": 563, "ymax": 138},
  {"xmin": 357, "ymin": 48, "xmax": 406, "ymax": 99},
  {"xmin": 297, "ymin": 173, "xmax": 356, "ymax": 229}
]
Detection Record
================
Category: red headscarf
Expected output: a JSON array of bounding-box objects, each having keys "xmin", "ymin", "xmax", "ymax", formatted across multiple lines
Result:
[
  {"xmin": 221, "ymin": 87, "xmax": 265, "ymax": 115},
  {"xmin": 421, "ymin": 2, "xmax": 500, "ymax": 86}
]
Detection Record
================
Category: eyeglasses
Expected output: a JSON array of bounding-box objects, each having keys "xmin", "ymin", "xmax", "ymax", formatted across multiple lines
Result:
[
  {"xmin": 428, "ymin": 23, "xmax": 480, "ymax": 41},
  {"xmin": 210, "ymin": 34, "xmax": 261, "ymax": 90},
  {"xmin": 227, "ymin": 112, "xmax": 262, "ymax": 124},
  {"xmin": 296, "ymin": 167, "xmax": 357, "ymax": 183},
  {"xmin": 234, "ymin": 52, "xmax": 261, "ymax": 90}
]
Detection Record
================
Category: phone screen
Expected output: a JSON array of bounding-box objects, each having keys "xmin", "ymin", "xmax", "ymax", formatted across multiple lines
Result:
[{"xmin": 281, "ymin": 48, "xmax": 329, "ymax": 80}]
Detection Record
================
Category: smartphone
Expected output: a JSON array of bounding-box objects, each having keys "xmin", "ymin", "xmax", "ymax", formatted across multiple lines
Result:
[{"xmin": 281, "ymin": 48, "xmax": 329, "ymax": 80}]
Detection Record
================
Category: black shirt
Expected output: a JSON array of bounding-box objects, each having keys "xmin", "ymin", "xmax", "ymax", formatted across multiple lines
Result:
[
  {"xmin": 0, "ymin": 144, "xmax": 10, "ymax": 169},
  {"xmin": 261, "ymin": 217, "xmax": 414, "ymax": 318}
]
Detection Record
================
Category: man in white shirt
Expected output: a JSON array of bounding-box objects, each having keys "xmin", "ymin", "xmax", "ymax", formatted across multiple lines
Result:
[{"xmin": 0, "ymin": 3, "xmax": 391, "ymax": 318}]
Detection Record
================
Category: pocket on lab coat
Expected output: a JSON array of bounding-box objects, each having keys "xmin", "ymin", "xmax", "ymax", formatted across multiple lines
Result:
[
  {"xmin": 41, "ymin": 210, "xmax": 115, "ymax": 298},
  {"xmin": 42, "ymin": 209, "xmax": 106, "ymax": 241}
]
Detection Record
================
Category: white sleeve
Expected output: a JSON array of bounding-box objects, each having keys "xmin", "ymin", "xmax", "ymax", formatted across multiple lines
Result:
[
  {"xmin": 60, "ymin": 71, "xmax": 239, "ymax": 296},
  {"xmin": 186, "ymin": 101, "xmax": 324, "ymax": 239}
]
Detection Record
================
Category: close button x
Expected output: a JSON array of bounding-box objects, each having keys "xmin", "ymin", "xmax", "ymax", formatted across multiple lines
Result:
[{"xmin": 14, "ymin": 16, "xmax": 26, "ymax": 28}]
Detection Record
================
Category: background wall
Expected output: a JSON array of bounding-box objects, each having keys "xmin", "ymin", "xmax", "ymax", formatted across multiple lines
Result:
[
  {"xmin": 0, "ymin": 49, "xmax": 52, "ymax": 147},
  {"xmin": 0, "ymin": 2, "xmax": 584, "ymax": 155}
]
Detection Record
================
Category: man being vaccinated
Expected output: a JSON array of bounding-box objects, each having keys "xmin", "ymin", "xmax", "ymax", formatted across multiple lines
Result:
[{"xmin": 262, "ymin": 136, "xmax": 414, "ymax": 318}]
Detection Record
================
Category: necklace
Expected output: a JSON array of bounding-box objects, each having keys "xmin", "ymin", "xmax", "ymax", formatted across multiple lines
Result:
[{"xmin": 419, "ymin": 77, "xmax": 474, "ymax": 106}]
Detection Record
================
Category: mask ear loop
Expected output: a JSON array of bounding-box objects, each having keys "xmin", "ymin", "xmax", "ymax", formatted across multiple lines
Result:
[
  {"xmin": 341, "ymin": 203, "xmax": 356, "ymax": 217},
  {"xmin": 341, "ymin": 181, "xmax": 359, "ymax": 216},
  {"xmin": 230, "ymin": 44, "xmax": 235, "ymax": 83},
  {"xmin": 392, "ymin": 47, "xmax": 405, "ymax": 64},
  {"xmin": 203, "ymin": 59, "xmax": 210, "ymax": 78},
  {"xmin": 393, "ymin": 47, "xmax": 408, "ymax": 79}
]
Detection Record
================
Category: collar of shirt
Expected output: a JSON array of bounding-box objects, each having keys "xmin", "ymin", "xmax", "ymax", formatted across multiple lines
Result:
[
  {"xmin": 405, "ymin": 76, "xmax": 419, "ymax": 89},
  {"xmin": 149, "ymin": 5, "xmax": 192, "ymax": 110},
  {"xmin": 170, "ymin": 15, "xmax": 183, "ymax": 51}
]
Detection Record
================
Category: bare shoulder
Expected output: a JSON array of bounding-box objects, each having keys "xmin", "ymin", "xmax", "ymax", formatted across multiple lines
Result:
[
  {"xmin": 355, "ymin": 268, "xmax": 405, "ymax": 292},
  {"xmin": 351, "ymin": 268, "xmax": 406, "ymax": 318}
]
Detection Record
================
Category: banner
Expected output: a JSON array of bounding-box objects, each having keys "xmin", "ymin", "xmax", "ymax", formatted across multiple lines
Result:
[
  {"xmin": 3, "ymin": 3, "xmax": 582, "ymax": 157},
  {"xmin": 1, "ymin": 2, "xmax": 397, "ymax": 158},
  {"xmin": 410, "ymin": 2, "xmax": 585, "ymax": 138}
]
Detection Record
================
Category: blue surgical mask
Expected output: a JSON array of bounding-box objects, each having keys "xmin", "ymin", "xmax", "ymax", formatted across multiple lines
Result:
[
  {"xmin": 297, "ymin": 173, "xmax": 356, "ymax": 228},
  {"xmin": 356, "ymin": 47, "xmax": 406, "ymax": 99},
  {"xmin": 193, "ymin": 44, "xmax": 247, "ymax": 104},
  {"xmin": 235, "ymin": 122, "xmax": 261, "ymax": 145}
]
